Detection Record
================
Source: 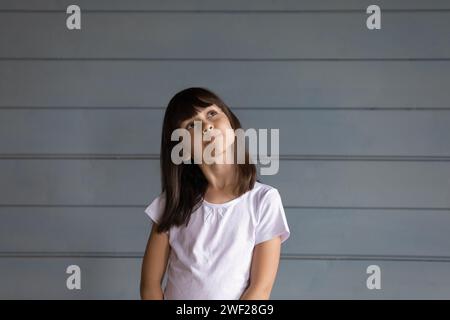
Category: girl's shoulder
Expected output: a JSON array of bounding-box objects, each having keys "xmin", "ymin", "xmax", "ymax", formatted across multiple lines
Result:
[
  {"xmin": 251, "ymin": 181, "xmax": 278, "ymax": 197},
  {"xmin": 145, "ymin": 191, "xmax": 166, "ymax": 208},
  {"xmin": 251, "ymin": 181, "xmax": 281, "ymax": 200},
  {"xmin": 144, "ymin": 191, "xmax": 166, "ymax": 224}
]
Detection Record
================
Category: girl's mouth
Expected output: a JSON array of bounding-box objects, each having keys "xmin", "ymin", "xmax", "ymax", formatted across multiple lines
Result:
[{"xmin": 204, "ymin": 132, "xmax": 221, "ymax": 145}]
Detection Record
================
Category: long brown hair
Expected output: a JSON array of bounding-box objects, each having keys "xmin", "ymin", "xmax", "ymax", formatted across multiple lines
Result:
[{"xmin": 155, "ymin": 87, "xmax": 258, "ymax": 233}]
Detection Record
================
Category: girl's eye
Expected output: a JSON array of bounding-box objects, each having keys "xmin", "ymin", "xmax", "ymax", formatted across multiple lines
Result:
[{"xmin": 185, "ymin": 111, "xmax": 217, "ymax": 129}]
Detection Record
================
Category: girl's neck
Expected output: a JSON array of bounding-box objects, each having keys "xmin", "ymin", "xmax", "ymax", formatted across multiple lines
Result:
[
  {"xmin": 200, "ymin": 163, "xmax": 240, "ymax": 203},
  {"xmin": 199, "ymin": 159, "xmax": 236, "ymax": 187}
]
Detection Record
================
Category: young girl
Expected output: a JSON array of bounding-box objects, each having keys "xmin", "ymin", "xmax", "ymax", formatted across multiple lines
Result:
[{"xmin": 140, "ymin": 87, "xmax": 290, "ymax": 300}]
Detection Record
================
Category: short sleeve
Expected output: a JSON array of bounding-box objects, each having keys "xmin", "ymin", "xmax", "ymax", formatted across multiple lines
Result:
[
  {"xmin": 144, "ymin": 193, "xmax": 169, "ymax": 235},
  {"xmin": 255, "ymin": 188, "xmax": 290, "ymax": 245}
]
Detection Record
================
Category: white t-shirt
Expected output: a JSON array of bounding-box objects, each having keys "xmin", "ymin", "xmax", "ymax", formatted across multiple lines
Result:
[{"xmin": 144, "ymin": 181, "xmax": 291, "ymax": 300}]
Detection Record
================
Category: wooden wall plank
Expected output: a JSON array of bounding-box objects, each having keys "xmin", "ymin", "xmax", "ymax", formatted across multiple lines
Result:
[
  {"xmin": 1, "ymin": 12, "xmax": 449, "ymax": 59},
  {"xmin": 1, "ymin": 61, "xmax": 449, "ymax": 108},
  {"xmin": 1, "ymin": 207, "xmax": 450, "ymax": 257},
  {"xmin": 0, "ymin": 159, "xmax": 449, "ymax": 208},
  {"xmin": 1, "ymin": 109, "xmax": 450, "ymax": 156},
  {"xmin": 1, "ymin": 0, "xmax": 450, "ymax": 11},
  {"xmin": 1, "ymin": 258, "xmax": 449, "ymax": 299}
]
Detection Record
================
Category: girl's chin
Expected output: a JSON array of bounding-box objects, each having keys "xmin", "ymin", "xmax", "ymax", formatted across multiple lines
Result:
[{"xmin": 196, "ymin": 149, "xmax": 228, "ymax": 163}]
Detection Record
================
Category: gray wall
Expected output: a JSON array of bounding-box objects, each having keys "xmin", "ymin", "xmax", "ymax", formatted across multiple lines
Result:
[{"xmin": 1, "ymin": 0, "xmax": 450, "ymax": 299}]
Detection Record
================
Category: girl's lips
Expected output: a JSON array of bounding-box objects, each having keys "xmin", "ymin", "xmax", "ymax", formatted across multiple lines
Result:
[{"xmin": 204, "ymin": 132, "xmax": 221, "ymax": 144}]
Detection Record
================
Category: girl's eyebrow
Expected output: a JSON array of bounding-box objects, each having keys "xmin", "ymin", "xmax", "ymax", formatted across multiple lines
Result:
[
  {"xmin": 182, "ymin": 106, "xmax": 218, "ymax": 126},
  {"xmin": 196, "ymin": 105, "xmax": 217, "ymax": 116}
]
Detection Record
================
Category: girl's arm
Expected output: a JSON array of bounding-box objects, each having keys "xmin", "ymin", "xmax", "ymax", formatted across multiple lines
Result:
[
  {"xmin": 140, "ymin": 223, "xmax": 171, "ymax": 300},
  {"xmin": 240, "ymin": 236, "xmax": 282, "ymax": 300}
]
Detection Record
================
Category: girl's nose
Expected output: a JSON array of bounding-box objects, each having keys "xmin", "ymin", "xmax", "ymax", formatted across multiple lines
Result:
[{"xmin": 203, "ymin": 124, "xmax": 213, "ymax": 135}]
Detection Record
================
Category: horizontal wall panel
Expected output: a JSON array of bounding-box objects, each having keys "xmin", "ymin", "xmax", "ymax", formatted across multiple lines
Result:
[
  {"xmin": 0, "ymin": 159, "xmax": 449, "ymax": 207},
  {"xmin": 0, "ymin": 257, "xmax": 141, "ymax": 299},
  {"xmin": 1, "ymin": 0, "xmax": 450, "ymax": 11},
  {"xmin": 1, "ymin": 61, "xmax": 450, "ymax": 108},
  {"xmin": 1, "ymin": 12, "xmax": 449, "ymax": 59},
  {"xmin": 1, "ymin": 257, "xmax": 450, "ymax": 299},
  {"xmin": 1, "ymin": 109, "xmax": 450, "ymax": 156},
  {"xmin": 0, "ymin": 207, "xmax": 151, "ymax": 254},
  {"xmin": 1, "ymin": 207, "xmax": 450, "ymax": 257},
  {"xmin": 276, "ymin": 259, "xmax": 450, "ymax": 299}
]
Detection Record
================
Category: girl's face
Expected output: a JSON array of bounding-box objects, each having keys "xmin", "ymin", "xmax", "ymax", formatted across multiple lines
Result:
[{"xmin": 179, "ymin": 104, "xmax": 235, "ymax": 162}]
